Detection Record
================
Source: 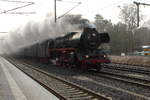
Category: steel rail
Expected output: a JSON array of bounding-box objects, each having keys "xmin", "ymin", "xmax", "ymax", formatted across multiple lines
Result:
[
  {"xmin": 6, "ymin": 58, "xmax": 67, "ymax": 100},
  {"xmin": 94, "ymin": 71, "xmax": 150, "ymax": 88},
  {"xmin": 7, "ymin": 58, "xmax": 111, "ymax": 100},
  {"xmin": 104, "ymin": 64, "xmax": 150, "ymax": 74}
]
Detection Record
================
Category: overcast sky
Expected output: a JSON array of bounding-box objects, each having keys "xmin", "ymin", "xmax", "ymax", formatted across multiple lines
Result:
[{"xmin": 0, "ymin": 0, "xmax": 150, "ymax": 33}]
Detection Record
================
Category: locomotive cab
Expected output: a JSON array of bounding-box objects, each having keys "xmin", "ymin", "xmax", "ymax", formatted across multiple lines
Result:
[{"xmin": 80, "ymin": 27, "xmax": 110, "ymax": 50}]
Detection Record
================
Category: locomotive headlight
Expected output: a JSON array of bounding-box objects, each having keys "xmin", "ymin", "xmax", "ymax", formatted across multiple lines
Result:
[
  {"xmin": 104, "ymin": 55, "xmax": 106, "ymax": 58},
  {"xmin": 85, "ymin": 55, "xmax": 89, "ymax": 58},
  {"xmin": 92, "ymin": 33, "xmax": 96, "ymax": 36},
  {"xmin": 70, "ymin": 52, "xmax": 74, "ymax": 55}
]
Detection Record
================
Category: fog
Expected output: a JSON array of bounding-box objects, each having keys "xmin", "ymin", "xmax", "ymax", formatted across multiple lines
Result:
[{"xmin": 0, "ymin": 14, "xmax": 79, "ymax": 54}]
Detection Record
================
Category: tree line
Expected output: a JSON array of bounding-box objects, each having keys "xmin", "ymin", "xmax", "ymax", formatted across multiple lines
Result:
[
  {"xmin": 63, "ymin": 4, "xmax": 150, "ymax": 55},
  {"xmin": 94, "ymin": 4, "xmax": 150, "ymax": 55}
]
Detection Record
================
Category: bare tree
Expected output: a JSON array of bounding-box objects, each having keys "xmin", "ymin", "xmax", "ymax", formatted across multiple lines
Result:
[
  {"xmin": 94, "ymin": 14, "xmax": 113, "ymax": 32},
  {"xmin": 119, "ymin": 4, "xmax": 143, "ymax": 52},
  {"xmin": 119, "ymin": 4, "xmax": 138, "ymax": 30}
]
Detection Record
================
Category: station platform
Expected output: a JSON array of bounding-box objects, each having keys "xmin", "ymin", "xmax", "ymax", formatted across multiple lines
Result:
[{"xmin": 0, "ymin": 56, "xmax": 59, "ymax": 100}]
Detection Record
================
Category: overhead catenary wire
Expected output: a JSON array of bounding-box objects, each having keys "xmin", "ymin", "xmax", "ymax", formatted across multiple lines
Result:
[
  {"xmin": 0, "ymin": 0, "xmax": 34, "ymax": 4},
  {"xmin": 0, "ymin": 32, "xmax": 8, "ymax": 33},
  {"xmin": 55, "ymin": 0, "xmax": 82, "ymax": 22},
  {"xmin": 83, "ymin": 0, "xmax": 129, "ymax": 16},
  {"xmin": 2, "ymin": 12, "xmax": 36, "ymax": 14},
  {"xmin": 0, "ymin": 8, "xmax": 35, "ymax": 14},
  {"xmin": 57, "ymin": 2, "xmax": 81, "ymax": 19},
  {"xmin": 0, "ymin": 3, "xmax": 34, "ymax": 14},
  {"xmin": 57, "ymin": 0, "xmax": 81, "ymax": 4},
  {"xmin": 0, "ymin": 0, "xmax": 35, "ymax": 14}
]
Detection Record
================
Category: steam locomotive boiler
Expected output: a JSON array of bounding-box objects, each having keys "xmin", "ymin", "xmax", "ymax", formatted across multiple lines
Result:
[
  {"xmin": 14, "ymin": 24, "xmax": 110, "ymax": 71},
  {"xmin": 47, "ymin": 26, "xmax": 110, "ymax": 71}
]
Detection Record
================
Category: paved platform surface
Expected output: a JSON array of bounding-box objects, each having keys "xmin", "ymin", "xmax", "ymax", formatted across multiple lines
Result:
[{"xmin": 0, "ymin": 56, "xmax": 59, "ymax": 100}]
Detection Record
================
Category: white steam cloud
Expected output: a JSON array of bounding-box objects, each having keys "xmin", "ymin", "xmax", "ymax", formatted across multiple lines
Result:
[{"xmin": 0, "ymin": 15, "xmax": 79, "ymax": 54}]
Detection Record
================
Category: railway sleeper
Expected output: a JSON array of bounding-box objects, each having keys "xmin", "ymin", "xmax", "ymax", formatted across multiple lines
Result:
[
  {"xmin": 64, "ymin": 90, "xmax": 82, "ymax": 93},
  {"xmin": 56, "ymin": 90, "xmax": 86, "ymax": 96},
  {"xmin": 54, "ymin": 86, "xmax": 77, "ymax": 91},
  {"xmin": 65, "ymin": 91, "xmax": 84, "ymax": 94},
  {"xmin": 67, "ymin": 95, "xmax": 96, "ymax": 100},
  {"xmin": 65, "ymin": 92, "xmax": 88, "ymax": 96},
  {"xmin": 57, "ymin": 91, "xmax": 91, "ymax": 98},
  {"xmin": 56, "ymin": 89, "xmax": 86, "ymax": 96}
]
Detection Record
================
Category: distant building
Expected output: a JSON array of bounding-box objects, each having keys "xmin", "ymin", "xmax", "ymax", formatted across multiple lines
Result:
[{"xmin": 133, "ymin": 45, "xmax": 150, "ymax": 56}]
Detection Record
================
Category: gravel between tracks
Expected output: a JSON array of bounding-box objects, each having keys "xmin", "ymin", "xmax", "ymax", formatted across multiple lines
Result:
[{"xmin": 10, "ymin": 58, "xmax": 150, "ymax": 100}]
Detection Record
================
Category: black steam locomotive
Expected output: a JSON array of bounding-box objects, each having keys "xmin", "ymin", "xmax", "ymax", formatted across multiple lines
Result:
[{"xmin": 15, "ymin": 24, "xmax": 110, "ymax": 71}]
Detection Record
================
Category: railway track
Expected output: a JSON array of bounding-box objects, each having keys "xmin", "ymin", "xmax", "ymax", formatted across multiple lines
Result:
[
  {"xmin": 5, "ymin": 57, "xmax": 150, "ymax": 100},
  {"xmin": 94, "ymin": 71, "xmax": 150, "ymax": 88},
  {"xmin": 104, "ymin": 63, "xmax": 150, "ymax": 75},
  {"xmin": 6, "ymin": 58, "xmax": 111, "ymax": 100}
]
